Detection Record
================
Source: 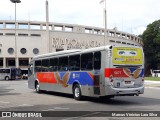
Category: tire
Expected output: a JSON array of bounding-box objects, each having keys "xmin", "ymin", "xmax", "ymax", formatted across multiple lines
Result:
[
  {"xmin": 35, "ymin": 82, "xmax": 41, "ymax": 93},
  {"xmin": 5, "ymin": 76, "xmax": 9, "ymax": 80},
  {"xmin": 73, "ymin": 84, "xmax": 82, "ymax": 100}
]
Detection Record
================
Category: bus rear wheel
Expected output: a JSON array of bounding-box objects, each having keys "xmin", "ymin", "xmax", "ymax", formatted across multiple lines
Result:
[
  {"xmin": 5, "ymin": 76, "xmax": 9, "ymax": 80},
  {"xmin": 73, "ymin": 84, "xmax": 82, "ymax": 100},
  {"xmin": 35, "ymin": 82, "xmax": 41, "ymax": 93}
]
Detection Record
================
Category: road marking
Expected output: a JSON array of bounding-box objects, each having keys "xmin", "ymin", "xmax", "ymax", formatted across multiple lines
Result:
[
  {"xmin": 0, "ymin": 104, "xmax": 33, "ymax": 109},
  {"xmin": 54, "ymin": 107, "xmax": 70, "ymax": 110},
  {"xmin": 0, "ymin": 106, "xmax": 6, "ymax": 108},
  {"xmin": 42, "ymin": 107, "xmax": 70, "ymax": 111},
  {"xmin": 42, "ymin": 109, "xmax": 55, "ymax": 111},
  {"xmin": 17, "ymin": 104, "xmax": 33, "ymax": 107},
  {"xmin": 0, "ymin": 101, "xmax": 10, "ymax": 104},
  {"xmin": 62, "ymin": 112, "xmax": 101, "ymax": 120}
]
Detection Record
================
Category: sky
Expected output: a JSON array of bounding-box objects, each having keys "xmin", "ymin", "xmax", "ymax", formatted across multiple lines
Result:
[{"xmin": 0, "ymin": 0, "xmax": 160, "ymax": 35}]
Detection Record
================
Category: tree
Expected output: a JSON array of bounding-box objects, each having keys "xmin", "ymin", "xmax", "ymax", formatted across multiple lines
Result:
[{"xmin": 142, "ymin": 20, "xmax": 160, "ymax": 76}]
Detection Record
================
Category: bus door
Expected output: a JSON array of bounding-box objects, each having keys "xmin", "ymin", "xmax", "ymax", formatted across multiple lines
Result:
[
  {"xmin": 11, "ymin": 68, "xmax": 16, "ymax": 79},
  {"xmin": 28, "ymin": 63, "xmax": 37, "ymax": 89},
  {"xmin": 93, "ymin": 52, "xmax": 101, "ymax": 95},
  {"xmin": 93, "ymin": 70, "xmax": 101, "ymax": 95},
  {"xmin": 0, "ymin": 69, "xmax": 5, "ymax": 79}
]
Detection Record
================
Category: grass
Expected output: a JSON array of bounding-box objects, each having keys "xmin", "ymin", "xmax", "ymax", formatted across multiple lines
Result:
[{"xmin": 145, "ymin": 77, "xmax": 160, "ymax": 81}]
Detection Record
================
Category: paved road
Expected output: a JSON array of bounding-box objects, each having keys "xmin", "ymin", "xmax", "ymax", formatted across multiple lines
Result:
[{"xmin": 0, "ymin": 80, "xmax": 160, "ymax": 120}]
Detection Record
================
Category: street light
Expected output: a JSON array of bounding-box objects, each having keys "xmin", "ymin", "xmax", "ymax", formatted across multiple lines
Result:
[
  {"xmin": 100, "ymin": 0, "xmax": 107, "ymax": 45},
  {"xmin": 46, "ymin": 0, "xmax": 50, "ymax": 53},
  {"xmin": 10, "ymin": 0, "xmax": 21, "ymax": 68}
]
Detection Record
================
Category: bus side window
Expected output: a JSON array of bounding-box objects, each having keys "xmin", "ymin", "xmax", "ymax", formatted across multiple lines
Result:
[
  {"xmin": 58, "ymin": 57, "xmax": 68, "ymax": 71},
  {"xmin": 35, "ymin": 60, "xmax": 42, "ymax": 72},
  {"xmin": 42, "ymin": 59, "xmax": 49, "ymax": 72},
  {"xmin": 5, "ymin": 69, "xmax": 10, "ymax": 73},
  {"xmin": 94, "ymin": 52, "xmax": 101, "ymax": 70},
  {"xmin": 49, "ymin": 58, "xmax": 58, "ymax": 71},
  {"xmin": 81, "ymin": 53, "xmax": 93, "ymax": 70},
  {"xmin": 69, "ymin": 55, "xmax": 80, "ymax": 71}
]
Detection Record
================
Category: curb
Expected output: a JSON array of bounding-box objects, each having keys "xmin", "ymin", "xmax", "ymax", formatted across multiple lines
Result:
[{"xmin": 145, "ymin": 80, "xmax": 160, "ymax": 84}]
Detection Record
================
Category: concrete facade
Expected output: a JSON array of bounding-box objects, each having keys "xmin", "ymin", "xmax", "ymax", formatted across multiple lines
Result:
[{"xmin": 0, "ymin": 20, "xmax": 143, "ymax": 69}]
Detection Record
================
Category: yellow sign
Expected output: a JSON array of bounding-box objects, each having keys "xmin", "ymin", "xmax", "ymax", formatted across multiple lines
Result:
[{"xmin": 112, "ymin": 47, "xmax": 143, "ymax": 65}]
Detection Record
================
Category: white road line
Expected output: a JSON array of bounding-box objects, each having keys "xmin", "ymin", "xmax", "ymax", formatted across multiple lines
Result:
[
  {"xmin": 42, "ymin": 107, "xmax": 70, "ymax": 111},
  {"xmin": 17, "ymin": 104, "xmax": 33, "ymax": 107},
  {"xmin": 54, "ymin": 107, "xmax": 70, "ymax": 110},
  {"xmin": 0, "ymin": 104, "xmax": 33, "ymax": 109},
  {"xmin": 42, "ymin": 109, "xmax": 55, "ymax": 111},
  {"xmin": 0, "ymin": 101, "xmax": 10, "ymax": 104},
  {"xmin": 62, "ymin": 112, "xmax": 101, "ymax": 120}
]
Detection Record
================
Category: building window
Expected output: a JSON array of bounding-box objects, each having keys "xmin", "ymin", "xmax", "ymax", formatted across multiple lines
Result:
[
  {"xmin": 5, "ymin": 33, "xmax": 15, "ymax": 36},
  {"xmin": 0, "ymin": 59, "xmax": 3, "ymax": 67},
  {"xmin": 20, "ymin": 48, "xmax": 27, "ymax": 54},
  {"xmin": 31, "ymin": 34, "xmax": 41, "ymax": 37},
  {"xmin": 19, "ymin": 59, "xmax": 29, "ymax": 66},
  {"xmin": 7, "ymin": 59, "xmax": 15, "ymax": 66},
  {"xmin": 8, "ymin": 48, "xmax": 14, "ymax": 54},
  {"xmin": 56, "ymin": 49, "xmax": 64, "ymax": 52},
  {"xmin": 33, "ymin": 48, "xmax": 39, "ymax": 54}
]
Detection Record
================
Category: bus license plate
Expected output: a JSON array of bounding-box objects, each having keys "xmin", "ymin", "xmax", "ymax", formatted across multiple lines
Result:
[{"xmin": 125, "ymin": 81, "xmax": 131, "ymax": 84}]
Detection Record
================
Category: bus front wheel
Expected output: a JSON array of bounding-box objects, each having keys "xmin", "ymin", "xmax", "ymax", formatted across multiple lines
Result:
[
  {"xmin": 73, "ymin": 84, "xmax": 82, "ymax": 100},
  {"xmin": 35, "ymin": 82, "xmax": 41, "ymax": 93}
]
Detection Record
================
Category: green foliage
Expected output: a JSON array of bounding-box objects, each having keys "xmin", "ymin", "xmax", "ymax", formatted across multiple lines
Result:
[
  {"xmin": 142, "ymin": 20, "xmax": 160, "ymax": 75},
  {"xmin": 145, "ymin": 77, "xmax": 160, "ymax": 81}
]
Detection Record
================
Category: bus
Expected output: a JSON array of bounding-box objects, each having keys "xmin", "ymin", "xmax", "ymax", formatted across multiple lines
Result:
[
  {"xmin": 150, "ymin": 69, "xmax": 160, "ymax": 77},
  {"xmin": 28, "ymin": 45, "xmax": 144, "ymax": 100},
  {"xmin": 0, "ymin": 68, "xmax": 22, "ymax": 80}
]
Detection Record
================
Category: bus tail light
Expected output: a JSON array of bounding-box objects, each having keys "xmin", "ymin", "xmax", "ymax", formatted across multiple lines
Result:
[{"xmin": 142, "ymin": 76, "xmax": 144, "ymax": 85}]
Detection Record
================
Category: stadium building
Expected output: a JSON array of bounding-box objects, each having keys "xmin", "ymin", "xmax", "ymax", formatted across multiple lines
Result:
[{"xmin": 0, "ymin": 20, "xmax": 143, "ymax": 69}]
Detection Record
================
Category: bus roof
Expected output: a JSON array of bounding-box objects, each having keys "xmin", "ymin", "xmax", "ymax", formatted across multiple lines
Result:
[{"xmin": 31, "ymin": 45, "xmax": 141, "ymax": 61}]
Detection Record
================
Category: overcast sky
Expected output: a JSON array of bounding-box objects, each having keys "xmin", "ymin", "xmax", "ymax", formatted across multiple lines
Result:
[{"xmin": 0, "ymin": 0, "xmax": 160, "ymax": 35}]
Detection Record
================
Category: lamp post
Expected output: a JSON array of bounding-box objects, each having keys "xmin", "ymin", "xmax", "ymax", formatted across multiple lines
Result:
[
  {"xmin": 10, "ymin": 0, "xmax": 21, "ymax": 68},
  {"xmin": 46, "ymin": 0, "xmax": 50, "ymax": 53},
  {"xmin": 100, "ymin": 0, "xmax": 107, "ymax": 46},
  {"xmin": 104, "ymin": 0, "xmax": 107, "ymax": 46}
]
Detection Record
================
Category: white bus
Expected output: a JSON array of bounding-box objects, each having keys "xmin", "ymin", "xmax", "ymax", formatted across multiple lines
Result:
[
  {"xmin": 150, "ymin": 69, "xmax": 160, "ymax": 77},
  {"xmin": 0, "ymin": 68, "xmax": 21, "ymax": 80},
  {"xmin": 28, "ymin": 45, "xmax": 144, "ymax": 100}
]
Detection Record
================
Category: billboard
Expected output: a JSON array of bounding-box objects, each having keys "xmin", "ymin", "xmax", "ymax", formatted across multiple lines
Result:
[{"xmin": 112, "ymin": 47, "xmax": 143, "ymax": 65}]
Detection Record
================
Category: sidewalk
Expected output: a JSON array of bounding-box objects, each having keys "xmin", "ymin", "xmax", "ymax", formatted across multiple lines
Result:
[{"xmin": 145, "ymin": 80, "xmax": 160, "ymax": 88}]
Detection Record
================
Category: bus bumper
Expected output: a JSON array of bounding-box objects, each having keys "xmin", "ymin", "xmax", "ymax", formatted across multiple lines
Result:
[{"xmin": 105, "ymin": 85, "xmax": 144, "ymax": 96}]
